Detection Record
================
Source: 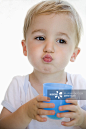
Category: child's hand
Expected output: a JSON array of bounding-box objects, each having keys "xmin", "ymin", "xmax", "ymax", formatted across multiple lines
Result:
[
  {"xmin": 25, "ymin": 94, "xmax": 55, "ymax": 122},
  {"xmin": 57, "ymin": 98, "xmax": 84, "ymax": 127}
]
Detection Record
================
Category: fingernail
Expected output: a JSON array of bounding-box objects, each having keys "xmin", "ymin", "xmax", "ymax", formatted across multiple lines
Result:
[
  {"xmin": 51, "ymin": 104, "xmax": 54, "ymax": 107},
  {"xmin": 61, "ymin": 122, "xmax": 64, "ymax": 125},
  {"xmin": 66, "ymin": 99, "xmax": 69, "ymax": 102},
  {"xmin": 51, "ymin": 111, "xmax": 55, "ymax": 115},
  {"xmin": 43, "ymin": 118, "xmax": 47, "ymax": 121},
  {"xmin": 47, "ymin": 97, "xmax": 50, "ymax": 101},
  {"xmin": 57, "ymin": 113, "xmax": 60, "ymax": 117},
  {"xmin": 60, "ymin": 107, "xmax": 62, "ymax": 110},
  {"xmin": 47, "ymin": 100, "xmax": 50, "ymax": 102}
]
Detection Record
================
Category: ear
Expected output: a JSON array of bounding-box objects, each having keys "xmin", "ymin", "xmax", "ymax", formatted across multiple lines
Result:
[
  {"xmin": 21, "ymin": 40, "xmax": 27, "ymax": 56},
  {"xmin": 70, "ymin": 47, "xmax": 81, "ymax": 62}
]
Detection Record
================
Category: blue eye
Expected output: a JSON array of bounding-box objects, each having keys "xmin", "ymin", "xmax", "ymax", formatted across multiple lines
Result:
[
  {"xmin": 35, "ymin": 36, "xmax": 45, "ymax": 40},
  {"xmin": 57, "ymin": 39, "xmax": 66, "ymax": 44}
]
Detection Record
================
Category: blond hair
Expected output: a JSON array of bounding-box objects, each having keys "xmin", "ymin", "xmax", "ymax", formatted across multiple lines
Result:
[{"xmin": 23, "ymin": 0, "xmax": 83, "ymax": 47}]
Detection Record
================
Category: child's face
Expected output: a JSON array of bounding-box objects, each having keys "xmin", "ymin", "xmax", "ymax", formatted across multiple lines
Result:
[{"xmin": 22, "ymin": 13, "xmax": 80, "ymax": 73}]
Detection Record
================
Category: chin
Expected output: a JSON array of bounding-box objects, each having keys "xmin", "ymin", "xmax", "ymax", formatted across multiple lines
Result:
[{"xmin": 41, "ymin": 68, "xmax": 54, "ymax": 74}]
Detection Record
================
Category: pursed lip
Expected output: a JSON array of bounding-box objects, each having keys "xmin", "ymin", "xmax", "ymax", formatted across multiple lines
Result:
[{"xmin": 42, "ymin": 54, "xmax": 53, "ymax": 62}]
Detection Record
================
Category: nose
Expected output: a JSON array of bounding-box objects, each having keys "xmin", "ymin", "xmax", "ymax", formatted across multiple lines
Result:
[{"xmin": 43, "ymin": 41, "xmax": 55, "ymax": 53}]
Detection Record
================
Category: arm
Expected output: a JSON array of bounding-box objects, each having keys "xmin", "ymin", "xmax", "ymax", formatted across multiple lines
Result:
[
  {"xmin": 0, "ymin": 94, "xmax": 55, "ymax": 129},
  {"xmin": 0, "ymin": 105, "xmax": 32, "ymax": 129},
  {"xmin": 79, "ymin": 109, "xmax": 86, "ymax": 129},
  {"xmin": 56, "ymin": 99, "xmax": 86, "ymax": 128}
]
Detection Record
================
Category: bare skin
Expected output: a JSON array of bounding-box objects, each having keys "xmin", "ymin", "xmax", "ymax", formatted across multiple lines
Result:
[
  {"xmin": 57, "ymin": 98, "xmax": 86, "ymax": 128},
  {"xmin": 1, "ymin": 13, "xmax": 86, "ymax": 129},
  {"xmin": 0, "ymin": 95, "xmax": 55, "ymax": 129}
]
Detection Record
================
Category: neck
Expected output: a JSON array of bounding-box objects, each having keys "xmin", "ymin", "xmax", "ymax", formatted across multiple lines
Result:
[{"xmin": 29, "ymin": 69, "xmax": 67, "ymax": 85}]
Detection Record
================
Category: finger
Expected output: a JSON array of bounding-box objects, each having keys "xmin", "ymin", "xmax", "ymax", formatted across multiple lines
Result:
[
  {"xmin": 59, "ymin": 105, "xmax": 77, "ymax": 112},
  {"xmin": 61, "ymin": 119, "xmax": 77, "ymax": 127},
  {"xmin": 37, "ymin": 102, "xmax": 55, "ymax": 108},
  {"xmin": 36, "ymin": 114, "xmax": 47, "ymax": 122},
  {"xmin": 36, "ymin": 95, "xmax": 50, "ymax": 102},
  {"xmin": 66, "ymin": 98, "xmax": 78, "ymax": 105},
  {"xmin": 37, "ymin": 109, "xmax": 55, "ymax": 115},
  {"xmin": 57, "ymin": 112, "xmax": 76, "ymax": 119}
]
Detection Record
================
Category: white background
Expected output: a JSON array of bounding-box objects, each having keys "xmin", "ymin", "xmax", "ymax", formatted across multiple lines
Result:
[{"xmin": 0, "ymin": 0, "xmax": 86, "ymax": 112}]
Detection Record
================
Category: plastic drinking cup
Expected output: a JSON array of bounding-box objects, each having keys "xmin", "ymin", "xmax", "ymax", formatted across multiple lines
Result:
[{"xmin": 43, "ymin": 83, "xmax": 73, "ymax": 120}]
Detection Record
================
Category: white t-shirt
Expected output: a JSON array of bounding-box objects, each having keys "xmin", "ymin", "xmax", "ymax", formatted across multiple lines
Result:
[{"xmin": 1, "ymin": 73, "xmax": 86, "ymax": 129}]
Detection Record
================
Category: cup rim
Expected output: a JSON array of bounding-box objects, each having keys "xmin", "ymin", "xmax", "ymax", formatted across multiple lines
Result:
[{"xmin": 43, "ymin": 83, "xmax": 73, "ymax": 89}]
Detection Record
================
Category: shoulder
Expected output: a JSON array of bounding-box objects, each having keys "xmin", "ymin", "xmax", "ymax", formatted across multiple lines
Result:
[
  {"xmin": 68, "ymin": 73, "xmax": 86, "ymax": 108},
  {"xmin": 7, "ymin": 75, "xmax": 27, "ymax": 92},
  {"xmin": 12, "ymin": 75, "xmax": 26, "ymax": 84},
  {"xmin": 69, "ymin": 73, "xmax": 86, "ymax": 89}
]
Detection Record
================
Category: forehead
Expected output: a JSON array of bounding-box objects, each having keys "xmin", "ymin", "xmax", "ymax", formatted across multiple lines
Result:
[
  {"xmin": 34, "ymin": 13, "xmax": 74, "ymax": 23},
  {"xmin": 27, "ymin": 13, "xmax": 76, "ymax": 38}
]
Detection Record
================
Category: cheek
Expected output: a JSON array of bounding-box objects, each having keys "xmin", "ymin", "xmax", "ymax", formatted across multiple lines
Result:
[
  {"xmin": 27, "ymin": 45, "xmax": 41, "ymax": 63},
  {"xmin": 55, "ymin": 48, "xmax": 72, "ymax": 64}
]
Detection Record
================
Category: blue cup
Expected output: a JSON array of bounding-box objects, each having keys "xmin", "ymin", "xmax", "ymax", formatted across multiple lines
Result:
[{"xmin": 43, "ymin": 83, "xmax": 73, "ymax": 120}]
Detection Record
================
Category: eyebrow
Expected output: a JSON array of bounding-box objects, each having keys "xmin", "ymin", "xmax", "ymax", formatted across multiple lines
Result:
[
  {"xmin": 57, "ymin": 32, "xmax": 70, "ymax": 39},
  {"xmin": 31, "ymin": 29, "xmax": 70, "ymax": 39},
  {"xmin": 31, "ymin": 29, "xmax": 46, "ymax": 34}
]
